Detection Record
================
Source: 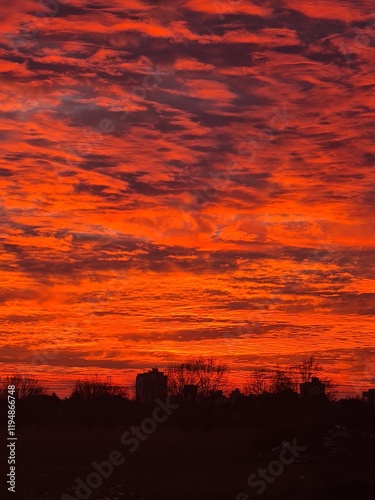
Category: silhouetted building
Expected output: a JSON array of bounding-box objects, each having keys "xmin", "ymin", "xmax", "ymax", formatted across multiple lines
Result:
[
  {"xmin": 229, "ymin": 388, "xmax": 244, "ymax": 403},
  {"xmin": 136, "ymin": 368, "xmax": 168, "ymax": 403},
  {"xmin": 183, "ymin": 384, "xmax": 198, "ymax": 401},
  {"xmin": 211, "ymin": 390, "xmax": 227, "ymax": 405},
  {"xmin": 300, "ymin": 377, "xmax": 326, "ymax": 399},
  {"xmin": 362, "ymin": 388, "xmax": 375, "ymax": 404}
]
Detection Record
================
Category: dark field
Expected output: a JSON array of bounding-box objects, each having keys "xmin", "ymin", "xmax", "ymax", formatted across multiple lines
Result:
[{"xmin": 1, "ymin": 417, "xmax": 375, "ymax": 500}]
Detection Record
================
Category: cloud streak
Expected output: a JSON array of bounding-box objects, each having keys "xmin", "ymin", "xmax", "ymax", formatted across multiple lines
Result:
[{"xmin": 0, "ymin": 0, "xmax": 374, "ymax": 395}]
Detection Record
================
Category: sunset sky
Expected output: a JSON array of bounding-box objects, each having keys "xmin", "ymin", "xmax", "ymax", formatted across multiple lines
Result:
[{"xmin": 0, "ymin": 0, "xmax": 374, "ymax": 397}]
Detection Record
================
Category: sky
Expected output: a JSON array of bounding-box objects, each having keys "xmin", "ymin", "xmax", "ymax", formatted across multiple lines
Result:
[{"xmin": 0, "ymin": 0, "xmax": 374, "ymax": 397}]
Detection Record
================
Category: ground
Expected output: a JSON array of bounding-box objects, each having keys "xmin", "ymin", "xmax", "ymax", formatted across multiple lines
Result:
[{"xmin": 1, "ymin": 422, "xmax": 374, "ymax": 500}]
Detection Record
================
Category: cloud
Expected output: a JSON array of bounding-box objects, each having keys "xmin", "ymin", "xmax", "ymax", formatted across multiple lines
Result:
[{"xmin": 0, "ymin": 0, "xmax": 374, "ymax": 394}]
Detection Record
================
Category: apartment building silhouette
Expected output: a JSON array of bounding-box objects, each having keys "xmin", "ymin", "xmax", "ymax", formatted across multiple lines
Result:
[{"xmin": 135, "ymin": 368, "xmax": 168, "ymax": 403}]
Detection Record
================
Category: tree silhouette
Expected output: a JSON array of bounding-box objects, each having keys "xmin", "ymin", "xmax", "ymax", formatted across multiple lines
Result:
[
  {"xmin": 244, "ymin": 367, "xmax": 271, "ymax": 395},
  {"xmin": 244, "ymin": 358, "xmax": 325, "ymax": 396},
  {"xmin": 70, "ymin": 375, "xmax": 127, "ymax": 400},
  {"xmin": 294, "ymin": 356, "xmax": 322, "ymax": 383},
  {"xmin": 294, "ymin": 357, "xmax": 336, "ymax": 399},
  {"xmin": 270, "ymin": 368, "xmax": 298, "ymax": 394},
  {"xmin": 321, "ymin": 377, "xmax": 338, "ymax": 400},
  {"xmin": 1, "ymin": 374, "xmax": 47, "ymax": 399},
  {"xmin": 167, "ymin": 357, "xmax": 228, "ymax": 398}
]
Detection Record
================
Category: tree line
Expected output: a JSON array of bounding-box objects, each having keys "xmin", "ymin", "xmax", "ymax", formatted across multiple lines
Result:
[{"xmin": 0, "ymin": 356, "xmax": 346, "ymax": 401}]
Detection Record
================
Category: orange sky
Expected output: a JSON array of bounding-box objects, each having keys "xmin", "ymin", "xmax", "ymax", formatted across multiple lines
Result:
[{"xmin": 0, "ymin": 0, "xmax": 374, "ymax": 397}]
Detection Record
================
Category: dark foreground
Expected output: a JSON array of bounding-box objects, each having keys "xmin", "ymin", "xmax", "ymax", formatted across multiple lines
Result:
[{"xmin": 1, "ymin": 410, "xmax": 375, "ymax": 500}]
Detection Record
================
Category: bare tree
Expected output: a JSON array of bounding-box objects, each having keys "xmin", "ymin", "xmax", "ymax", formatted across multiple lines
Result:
[
  {"xmin": 321, "ymin": 378, "xmax": 338, "ymax": 401},
  {"xmin": 270, "ymin": 368, "xmax": 298, "ymax": 394},
  {"xmin": 293, "ymin": 357, "xmax": 337, "ymax": 400},
  {"xmin": 294, "ymin": 356, "xmax": 322, "ymax": 383},
  {"xmin": 244, "ymin": 368, "xmax": 271, "ymax": 395},
  {"xmin": 1, "ymin": 374, "xmax": 47, "ymax": 399},
  {"xmin": 167, "ymin": 357, "xmax": 228, "ymax": 398},
  {"xmin": 70, "ymin": 376, "xmax": 127, "ymax": 400},
  {"xmin": 245, "ymin": 366, "xmax": 300, "ymax": 396}
]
